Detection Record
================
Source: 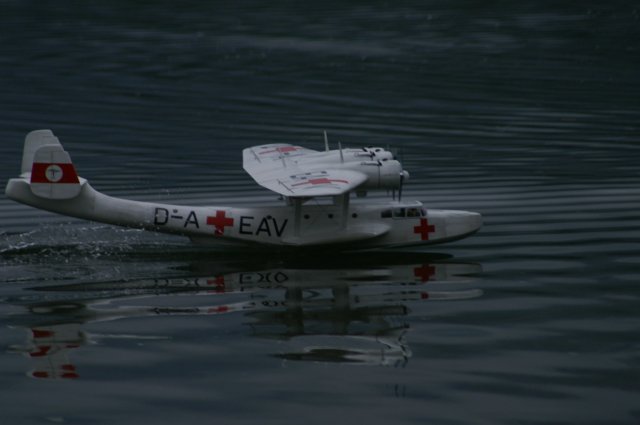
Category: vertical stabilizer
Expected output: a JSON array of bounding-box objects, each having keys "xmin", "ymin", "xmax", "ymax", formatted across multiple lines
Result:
[
  {"xmin": 21, "ymin": 130, "xmax": 61, "ymax": 174},
  {"xmin": 22, "ymin": 130, "xmax": 82, "ymax": 200}
]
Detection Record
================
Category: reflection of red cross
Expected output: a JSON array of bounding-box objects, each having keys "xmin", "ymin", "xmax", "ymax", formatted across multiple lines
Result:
[
  {"xmin": 260, "ymin": 146, "xmax": 300, "ymax": 155},
  {"xmin": 207, "ymin": 210, "xmax": 234, "ymax": 235},
  {"xmin": 292, "ymin": 177, "xmax": 349, "ymax": 187},
  {"xmin": 32, "ymin": 329, "xmax": 54, "ymax": 338},
  {"xmin": 413, "ymin": 218, "xmax": 435, "ymax": 240},
  {"xmin": 414, "ymin": 264, "xmax": 436, "ymax": 282},
  {"xmin": 207, "ymin": 275, "xmax": 226, "ymax": 293},
  {"xmin": 208, "ymin": 305, "xmax": 230, "ymax": 314}
]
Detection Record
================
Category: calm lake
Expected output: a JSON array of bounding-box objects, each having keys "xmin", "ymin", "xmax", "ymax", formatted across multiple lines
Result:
[{"xmin": 1, "ymin": 2, "xmax": 639, "ymax": 424}]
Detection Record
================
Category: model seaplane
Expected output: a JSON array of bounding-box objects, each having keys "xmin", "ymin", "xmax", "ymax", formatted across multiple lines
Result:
[{"xmin": 5, "ymin": 130, "xmax": 481, "ymax": 249}]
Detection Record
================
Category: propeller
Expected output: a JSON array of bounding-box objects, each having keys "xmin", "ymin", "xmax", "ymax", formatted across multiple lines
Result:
[
  {"xmin": 387, "ymin": 146, "xmax": 407, "ymax": 201},
  {"xmin": 387, "ymin": 144, "xmax": 402, "ymax": 161},
  {"xmin": 398, "ymin": 170, "xmax": 409, "ymax": 201}
]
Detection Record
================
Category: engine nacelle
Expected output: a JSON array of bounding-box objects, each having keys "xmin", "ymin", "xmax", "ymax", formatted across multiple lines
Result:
[{"xmin": 348, "ymin": 159, "xmax": 408, "ymax": 190}]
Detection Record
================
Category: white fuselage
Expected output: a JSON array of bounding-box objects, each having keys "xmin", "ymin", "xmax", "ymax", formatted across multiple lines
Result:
[
  {"xmin": 5, "ymin": 177, "xmax": 481, "ymax": 249},
  {"xmin": 5, "ymin": 130, "xmax": 482, "ymax": 251}
]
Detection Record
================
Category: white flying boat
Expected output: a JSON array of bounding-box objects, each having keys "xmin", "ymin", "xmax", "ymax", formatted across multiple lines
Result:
[{"xmin": 5, "ymin": 130, "xmax": 481, "ymax": 249}]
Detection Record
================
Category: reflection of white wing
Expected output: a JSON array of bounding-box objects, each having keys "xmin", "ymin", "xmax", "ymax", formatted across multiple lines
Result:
[{"xmin": 243, "ymin": 144, "xmax": 368, "ymax": 197}]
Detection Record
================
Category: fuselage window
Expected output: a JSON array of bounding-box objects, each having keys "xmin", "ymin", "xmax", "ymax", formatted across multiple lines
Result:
[{"xmin": 393, "ymin": 208, "xmax": 406, "ymax": 218}]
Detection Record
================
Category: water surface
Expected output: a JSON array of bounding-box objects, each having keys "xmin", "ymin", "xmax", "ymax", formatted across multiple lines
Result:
[{"xmin": 1, "ymin": 2, "xmax": 639, "ymax": 424}]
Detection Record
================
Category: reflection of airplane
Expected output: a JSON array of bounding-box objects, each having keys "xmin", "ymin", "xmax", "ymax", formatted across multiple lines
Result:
[
  {"xmin": 5, "ymin": 130, "xmax": 481, "ymax": 249},
  {"xmin": 7, "ymin": 256, "xmax": 482, "ymax": 376},
  {"xmin": 9, "ymin": 324, "xmax": 83, "ymax": 379}
]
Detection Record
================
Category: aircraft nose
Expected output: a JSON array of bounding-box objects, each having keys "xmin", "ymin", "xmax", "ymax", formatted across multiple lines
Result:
[
  {"xmin": 447, "ymin": 211, "xmax": 482, "ymax": 237},
  {"xmin": 431, "ymin": 210, "xmax": 482, "ymax": 242}
]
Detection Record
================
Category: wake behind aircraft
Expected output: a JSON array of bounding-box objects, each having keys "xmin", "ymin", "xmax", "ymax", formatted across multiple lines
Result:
[{"xmin": 5, "ymin": 130, "xmax": 481, "ymax": 249}]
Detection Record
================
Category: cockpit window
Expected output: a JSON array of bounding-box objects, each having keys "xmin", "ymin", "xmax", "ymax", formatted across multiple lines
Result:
[{"xmin": 382, "ymin": 207, "xmax": 424, "ymax": 219}]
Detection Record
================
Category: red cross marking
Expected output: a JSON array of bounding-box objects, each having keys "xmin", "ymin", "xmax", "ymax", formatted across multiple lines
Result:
[
  {"xmin": 207, "ymin": 210, "xmax": 234, "ymax": 235},
  {"xmin": 292, "ymin": 177, "xmax": 349, "ymax": 187},
  {"xmin": 32, "ymin": 329, "xmax": 54, "ymax": 338},
  {"xmin": 260, "ymin": 146, "xmax": 300, "ymax": 155},
  {"xmin": 208, "ymin": 305, "xmax": 230, "ymax": 314},
  {"xmin": 207, "ymin": 275, "xmax": 226, "ymax": 293},
  {"xmin": 414, "ymin": 264, "xmax": 436, "ymax": 282},
  {"xmin": 413, "ymin": 218, "xmax": 435, "ymax": 240}
]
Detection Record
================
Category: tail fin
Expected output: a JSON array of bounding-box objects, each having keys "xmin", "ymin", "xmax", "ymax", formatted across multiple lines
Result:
[{"xmin": 23, "ymin": 130, "xmax": 82, "ymax": 200}]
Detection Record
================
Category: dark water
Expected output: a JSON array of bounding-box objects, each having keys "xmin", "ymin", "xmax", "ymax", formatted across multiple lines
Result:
[{"xmin": 1, "ymin": 2, "xmax": 639, "ymax": 424}]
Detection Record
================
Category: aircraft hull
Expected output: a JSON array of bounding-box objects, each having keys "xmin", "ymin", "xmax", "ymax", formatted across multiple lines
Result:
[{"xmin": 6, "ymin": 177, "xmax": 481, "ymax": 249}]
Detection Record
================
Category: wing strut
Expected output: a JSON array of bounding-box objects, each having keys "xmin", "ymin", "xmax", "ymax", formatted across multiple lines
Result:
[
  {"xmin": 335, "ymin": 193, "xmax": 350, "ymax": 229},
  {"xmin": 293, "ymin": 198, "xmax": 302, "ymax": 237}
]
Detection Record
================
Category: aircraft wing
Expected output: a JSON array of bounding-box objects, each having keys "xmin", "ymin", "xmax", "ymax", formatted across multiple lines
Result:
[
  {"xmin": 243, "ymin": 143, "xmax": 317, "ymax": 164},
  {"xmin": 243, "ymin": 144, "xmax": 367, "ymax": 197},
  {"xmin": 249, "ymin": 167, "xmax": 368, "ymax": 197}
]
